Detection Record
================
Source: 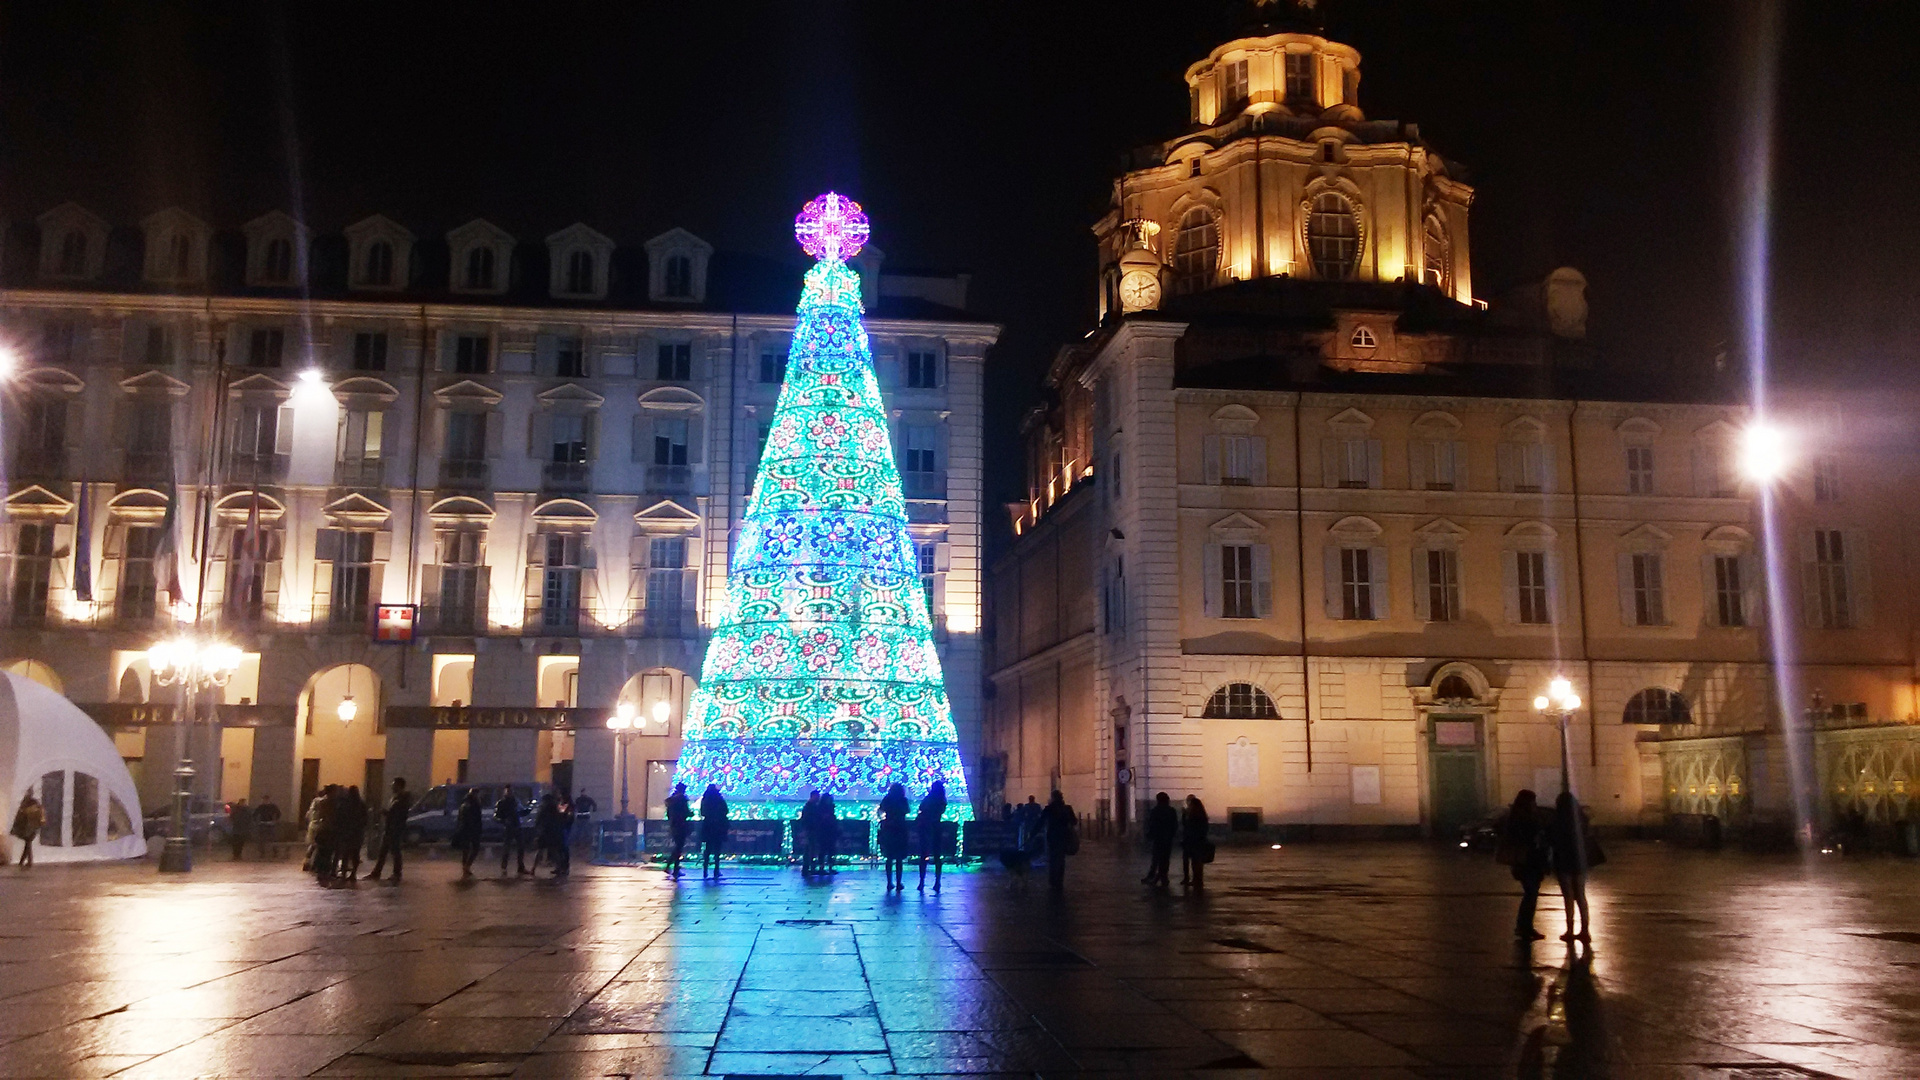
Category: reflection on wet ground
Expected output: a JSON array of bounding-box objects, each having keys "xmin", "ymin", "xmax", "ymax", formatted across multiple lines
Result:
[{"xmin": 0, "ymin": 840, "xmax": 1916, "ymax": 1077}]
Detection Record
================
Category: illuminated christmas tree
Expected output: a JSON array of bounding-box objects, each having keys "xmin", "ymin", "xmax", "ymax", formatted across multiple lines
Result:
[{"xmin": 671, "ymin": 193, "xmax": 972, "ymax": 823}]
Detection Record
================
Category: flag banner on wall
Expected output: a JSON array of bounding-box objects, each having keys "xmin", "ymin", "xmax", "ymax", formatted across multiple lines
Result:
[
  {"xmin": 670, "ymin": 194, "xmax": 972, "ymax": 823},
  {"xmin": 73, "ymin": 482, "xmax": 93, "ymax": 602}
]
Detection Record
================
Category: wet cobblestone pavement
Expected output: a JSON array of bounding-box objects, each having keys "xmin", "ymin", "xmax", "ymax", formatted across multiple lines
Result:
[{"xmin": 1, "ymin": 840, "xmax": 1916, "ymax": 1078}]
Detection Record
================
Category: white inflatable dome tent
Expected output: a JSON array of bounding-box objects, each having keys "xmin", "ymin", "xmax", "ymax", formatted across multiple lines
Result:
[{"xmin": 0, "ymin": 671, "xmax": 146, "ymax": 861}]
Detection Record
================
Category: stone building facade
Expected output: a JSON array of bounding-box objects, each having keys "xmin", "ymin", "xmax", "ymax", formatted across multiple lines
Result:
[
  {"xmin": 984, "ymin": 5, "xmax": 1920, "ymax": 840},
  {"xmin": 0, "ymin": 205, "xmax": 997, "ymax": 823}
]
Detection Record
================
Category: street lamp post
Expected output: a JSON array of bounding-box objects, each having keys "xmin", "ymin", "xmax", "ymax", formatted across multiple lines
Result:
[
  {"xmin": 1533, "ymin": 676, "xmax": 1583, "ymax": 796},
  {"xmin": 606, "ymin": 702, "xmax": 637, "ymax": 823},
  {"xmin": 147, "ymin": 637, "xmax": 243, "ymax": 873}
]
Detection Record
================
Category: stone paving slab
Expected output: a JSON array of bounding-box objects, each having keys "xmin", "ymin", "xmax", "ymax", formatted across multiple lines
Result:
[{"xmin": 2, "ymin": 841, "xmax": 1919, "ymax": 1077}]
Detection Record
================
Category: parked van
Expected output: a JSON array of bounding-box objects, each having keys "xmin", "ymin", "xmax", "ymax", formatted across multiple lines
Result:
[{"xmin": 403, "ymin": 782, "xmax": 541, "ymax": 844}]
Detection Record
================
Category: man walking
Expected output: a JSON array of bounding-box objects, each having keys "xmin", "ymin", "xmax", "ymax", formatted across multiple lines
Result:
[
  {"xmin": 496, "ymin": 789, "xmax": 529, "ymax": 875},
  {"xmin": 364, "ymin": 777, "xmax": 412, "ymax": 882}
]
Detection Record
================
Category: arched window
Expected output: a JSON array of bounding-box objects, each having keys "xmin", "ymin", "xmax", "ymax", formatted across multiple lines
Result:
[
  {"xmin": 365, "ymin": 241, "xmax": 394, "ymax": 286},
  {"xmin": 1423, "ymin": 217, "xmax": 1449, "ymax": 289},
  {"xmin": 566, "ymin": 249, "xmax": 594, "ymax": 293},
  {"xmin": 465, "ymin": 246, "xmax": 496, "ymax": 290},
  {"xmin": 664, "ymin": 254, "xmax": 693, "ymax": 298},
  {"xmin": 1350, "ymin": 326, "xmax": 1377, "ymax": 350},
  {"xmin": 1203, "ymin": 682, "xmax": 1278, "ymax": 719},
  {"xmin": 1623, "ymin": 688, "xmax": 1690, "ymax": 725},
  {"xmin": 58, "ymin": 231, "xmax": 88, "ymax": 276},
  {"xmin": 1307, "ymin": 192, "xmax": 1359, "ymax": 279},
  {"xmin": 168, "ymin": 234, "xmax": 192, "ymax": 278},
  {"xmin": 1170, "ymin": 207, "xmax": 1218, "ymax": 296},
  {"xmin": 1435, "ymin": 674, "xmax": 1475, "ymax": 702},
  {"xmin": 264, "ymin": 237, "xmax": 293, "ymax": 283}
]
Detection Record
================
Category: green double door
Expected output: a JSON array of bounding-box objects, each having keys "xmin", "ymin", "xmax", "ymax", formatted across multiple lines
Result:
[{"xmin": 1428, "ymin": 716, "xmax": 1487, "ymax": 835}]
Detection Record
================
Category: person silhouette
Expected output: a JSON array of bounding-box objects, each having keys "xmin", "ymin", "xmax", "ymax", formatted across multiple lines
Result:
[
  {"xmin": 664, "ymin": 782, "xmax": 691, "ymax": 878},
  {"xmin": 878, "ymin": 783, "xmax": 911, "ymax": 891},
  {"xmin": 699, "ymin": 784, "xmax": 729, "ymax": 879},
  {"xmin": 916, "ymin": 780, "xmax": 949, "ymax": 892}
]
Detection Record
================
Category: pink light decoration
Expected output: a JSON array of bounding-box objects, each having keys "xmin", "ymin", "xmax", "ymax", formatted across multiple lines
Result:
[{"xmin": 794, "ymin": 192, "xmax": 870, "ymax": 262}]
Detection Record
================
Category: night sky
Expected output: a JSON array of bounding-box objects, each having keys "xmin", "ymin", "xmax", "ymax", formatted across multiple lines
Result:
[{"xmin": 3, "ymin": 1, "xmax": 1914, "ymax": 519}]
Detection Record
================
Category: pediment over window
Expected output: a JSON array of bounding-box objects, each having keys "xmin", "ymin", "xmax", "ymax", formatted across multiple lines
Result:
[
  {"xmin": 427, "ymin": 495, "xmax": 495, "ymax": 524},
  {"xmin": 1411, "ymin": 410, "xmax": 1461, "ymax": 432},
  {"xmin": 106, "ymin": 488, "xmax": 171, "ymax": 522},
  {"xmin": 331, "ymin": 377, "xmax": 400, "ymax": 406},
  {"xmin": 1329, "ymin": 514, "xmax": 1383, "ymax": 538},
  {"xmin": 227, "ymin": 373, "xmax": 293, "ymax": 399},
  {"xmin": 536, "ymin": 383, "xmax": 606, "ymax": 409},
  {"xmin": 20, "ymin": 367, "xmax": 84, "ymax": 395},
  {"xmin": 638, "ymin": 386, "xmax": 705, "ymax": 412},
  {"xmin": 1618, "ymin": 523, "xmax": 1673, "ymax": 546},
  {"xmin": 4, "ymin": 485, "xmax": 75, "ymax": 520},
  {"xmin": 634, "ymin": 499, "xmax": 700, "ymax": 530},
  {"xmin": 1414, "ymin": 517, "xmax": 1469, "ymax": 540},
  {"xmin": 323, "ymin": 492, "xmax": 392, "ymax": 527},
  {"xmin": 37, "ymin": 202, "xmax": 109, "ymax": 281},
  {"xmin": 433, "ymin": 379, "xmax": 504, "ymax": 406},
  {"xmin": 1616, "ymin": 416, "xmax": 1661, "ymax": 439},
  {"xmin": 1692, "ymin": 418, "xmax": 1739, "ymax": 441},
  {"xmin": 1208, "ymin": 512, "xmax": 1266, "ymax": 541},
  {"xmin": 532, "ymin": 498, "xmax": 597, "ymax": 525},
  {"xmin": 1704, "ymin": 524, "xmax": 1753, "ymax": 555},
  {"xmin": 1327, "ymin": 407, "xmax": 1374, "ymax": 432},
  {"xmin": 1504, "ymin": 520, "xmax": 1558, "ymax": 541},
  {"xmin": 1210, "ymin": 404, "xmax": 1259, "ymax": 428},
  {"xmin": 212, "ymin": 490, "xmax": 286, "ymax": 524},
  {"xmin": 1503, "ymin": 415, "xmax": 1548, "ymax": 440},
  {"xmin": 119, "ymin": 370, "xmax": 191, "ymax": 397}
]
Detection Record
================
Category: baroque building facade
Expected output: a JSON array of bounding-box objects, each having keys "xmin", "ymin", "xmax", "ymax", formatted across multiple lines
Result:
[
  {"xmin": 985, "ymin": 5, "xmax": 1920, "ymax": 840},
  {"xmin": 0, "ymin": 204, "xmax": 997, "ymax": 825}
]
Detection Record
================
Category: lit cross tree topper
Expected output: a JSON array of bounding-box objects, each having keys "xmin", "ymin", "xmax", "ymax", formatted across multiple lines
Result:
[{"xmin": 670, "ymin": 193, "xmax": 973, "ymax": 824}]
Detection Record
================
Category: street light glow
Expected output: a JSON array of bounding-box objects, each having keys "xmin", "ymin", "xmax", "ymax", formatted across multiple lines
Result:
[
  {"xmin": 1738, "ymin": 421, "xmax": 1791, "ymax": 483},
  {"xmin": 336, "ymin": 696, "xmax": 357, "ymax": 723},
  {"xmin": 652, "ymin": 700, "xmax": 670, "ymax": 725}
]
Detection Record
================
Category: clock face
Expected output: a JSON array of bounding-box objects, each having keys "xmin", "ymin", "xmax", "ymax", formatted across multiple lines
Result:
[{"xmin": 1120, "ymin": 271, "xmax": 1161, "ymax": 310}]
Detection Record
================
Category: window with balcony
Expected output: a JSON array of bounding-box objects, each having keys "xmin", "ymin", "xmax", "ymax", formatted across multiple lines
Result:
[
  {"xmin": 327, "ymin": 531, "xmax": 378, "ymax": 630},
  {"xmin": 644, "ymin": 536, "xmax": 687, "ymax": 637},
  {"xmin": 10, "ymin": 523, "xmax": 55, "ymax": 626},
  {"xmin": 453, "ymin": 335, "xmax": 490, "ymax": 375},
  {"xmin": 336, "ymin": 409, "xmax": 384, "ymax": 487},
  {"xmin": 1626, "ymin": 445, "xmax": 1655, "ymax": 494},
  {"xmin": 442, "ymin": 411, "xmax": 489, "ymax": 487},
  {"xmin": 223, "ymin": 526, "xmax": 281, "ymax": 624},
  {"xmin": 554, "ymin": 336, "xmax": 586, "ymax": 378},
  {"xmin": 905, "ymin": 350, "xmax": 940, "ymax": 389},
  {"xmin": 1497, "ymin": 441, "xmax": 1552, "ymax": 493},
  {"xmin": 656, "ymin": 343, "xmax": 691, "ymax": 381},
  {"xmin": 126, "ymin": 401, "xmax": 173, "ymax": 482},
  {"xmin": 901, "ymin": 424, "xmax": 941, "ymax": 498},
  {"xmin": 16, "ymin": 399, "xmax": 67, "ymax": 477},
  {"xmin": 434, "ymin": 531, "xmax": 486, "ymax": 634},
  {"xmin": 353, "ymin": 332, "xmax": 388, "ymax": 371},
  {"xmin": 1326, "ymin": 436, "xmax": 1382, "ymax": 489},
  {"xmin": 758, "ymin": 351, "xmax": 787, "ymax": 385},
  {"xmin": 1411, "ymin": 438, "xmax": 1464, "ymax": 491},
  {"xmin": 544, "ymin": 414, "xmax": 591, "ymax": 490},
  {"xmin": 540, "ymin": 533, "xmax": 584, "ymax": 632},
  {"xmin": 652, "ymin": 418, "xmax": 689, "ymax": 468},
  {"xmin": 231, "ymin": 402, "xmax": 292, "ymax": 478},
  {"xmin": 118, "ymin": 526, "xmax": 163, "ymax": 623},
  {"xmin": 248, "ymin": 328, "xmax": 285, "ymax": 368}
]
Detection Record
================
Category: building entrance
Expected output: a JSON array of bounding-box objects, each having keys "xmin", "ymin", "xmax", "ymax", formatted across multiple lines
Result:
[{"xmin": 1428, "ymin": 715, "xmax": 1486, "ymax": 836}]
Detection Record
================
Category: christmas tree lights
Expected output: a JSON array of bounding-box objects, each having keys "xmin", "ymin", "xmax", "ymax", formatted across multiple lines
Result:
[{"xmin": 671, "ymin": 194, "xmax": 972, "ymax": 823}]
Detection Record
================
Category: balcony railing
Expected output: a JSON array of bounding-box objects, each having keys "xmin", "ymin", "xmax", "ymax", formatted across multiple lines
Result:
[
  {"xmin": 527, "ymin": 605, "xmax": 582, "ymax": 636},
  {"xmin": 228, "ymin": 452, "xmax": 290, "ymax": 484},
  {"xmin": 646, "ymin": 464, "xmax": 692, "ymax": 495},
  {"xmin": 542, "ymin": 461, "xmax": 591, "ymax": 493},
  {"xmin": 124, "ymin": 450, "xmax": 174, "ymax": 485},
  {"xmin": 334, "ymin": 458, "xmax": 386, "ymax": 489},
  {"xmin": 903, "ymin": 473, "xmax": 947, "ymax": 500},
  {"xmin": 439, "ymin": 458, "xmax": 490, "ymax": 490},
  {"xmin": 422, "ymin": 603, "xmax": 485, "ymax": 636}
]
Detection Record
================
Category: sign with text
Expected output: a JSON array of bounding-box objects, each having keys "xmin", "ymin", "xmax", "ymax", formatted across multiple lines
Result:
[
  {"xmin": 81, "ymin": 703, "xmax": 298, "ymax": 728},
  {"xmin": 383, "ymin": 706, "xmax": 594, "ymax": 731}
]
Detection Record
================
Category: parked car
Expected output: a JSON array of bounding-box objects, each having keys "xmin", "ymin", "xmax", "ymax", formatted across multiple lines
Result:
[
  {"xmin": 142, "ymin": 798, "xmax": 232, "ymax": 844},
  {"xmin": 403, "ymin": 782, "xmax": 544, "ymax": 845}
]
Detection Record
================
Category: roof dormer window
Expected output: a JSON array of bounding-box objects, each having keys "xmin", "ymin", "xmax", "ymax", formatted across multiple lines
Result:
[
  {"xmin": 1285, "ymin": 51, "xmax": 1317, "ymax": 107},
  {"xmin": 244, "ymin": 212, "xmax": 309, "ymax": 287},
  {"xmin": 365, "ymin": 242, "xmax": 394, "ymax": 286},
  {"xmin": 566, "ymin": 250, "xmax": 593, "ymax": 294},
  {"xmin": 465, "ymin": 246, "xmax": 495, "ymax": 290},
  {"xmin": 57, "ymin": 231, "xmax": 88, "ymax": 277},
  {"xmin": 546, "ymin": 224, "xmax": 614, "ymax": 299},
  {"xmin": 37, "ymin": 203, "xmax": 109, "ymax": 281},
  {"xmin": 1350, "ymin": 326, "xmax": 1376, "ymax": 350},
  {"xmin": 345, "ymin": 215, "xmax": 414, "ymax": 292},
  {"xmin": 644, "ymin": 228, "xmax": 713, "ymax": 304},
  {"xmin": 141, "ymin": 208, "xmax": 210, "ymax": 285},
  {"xmin": 664, "ymin": 256, "xmax": 691, "ymax": 298},
  {"xmin": 446, "ymin": 219, "xmax": 515, "ymax": 295}
]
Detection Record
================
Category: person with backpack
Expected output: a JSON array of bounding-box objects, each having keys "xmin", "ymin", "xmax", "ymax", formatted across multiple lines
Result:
[{"xmin": 496, "ymin": 789, "xmax": 529, "ymax": 876}]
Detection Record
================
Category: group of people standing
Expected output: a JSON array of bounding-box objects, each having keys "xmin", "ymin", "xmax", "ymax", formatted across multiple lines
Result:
[
  {"xmin": 1142, "ymin": 792, "xmax": 1215, "ymax": 890},
  {"xmin": 876, "ymin": 780, "xmax": 949, "ymax": 891},
  {"xmin": 450, "ymin": 788, "xmax": 579, "ymax": 879},
  {"xmin": 1500, "ymin": 789, "xmax": 1602, "ymax": 943},
  {"xmin": 657, "ymin": 780, "xmax": 963, "ymax": 891},
  {"xmin": 998, "ymin": 791, "xmax": 1081, "ymax": 892},
  {"xmin": 301, "ymin": 783, "xmax": 371, "ymax": 882}
]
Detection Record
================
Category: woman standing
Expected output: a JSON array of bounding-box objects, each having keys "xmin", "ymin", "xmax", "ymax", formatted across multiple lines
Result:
[
  {"xmin": 1549, "ymin": 792, "xmax": 1597, "ymax": 943},
  {"xmin": 916, "ymin": 780, "xmax": 949, "ymax": 892},
  {"xmin": 699, "ymin": 784, "xmax": 729, "ymax": 879},
  {"xmin": 10, "ymin": 793, "xmax": 45, "ymax": 868},
  {"xmin": 1499, "ymin": 790, "xmax": 1551, "ymax": 940},
  {"xmin": 1180, "ymin": 795, "xmax": 1211, "ymax": 890},
  {"xmin": 877, "ymin": 783, "xmax": 911, "ymax": 891}
]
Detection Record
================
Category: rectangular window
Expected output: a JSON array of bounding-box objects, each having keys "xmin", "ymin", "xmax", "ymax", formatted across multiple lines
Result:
[
  {"xmin": 1220, "ymin": 434, "xmax": 1253, "ymax": 485},
  {"xmin": 232, "ymin": 403, "xmax": 287, "ymax": 465},
  {"xmin": 453, "ymin": 334, "xmax": 490, "ymax": 374},
  {"xmin": 437, "ymin": 531, "xmax": 483, "ymax": 633},
  {"xmin": 1340, "ymin": 438, "xmax": 1375, "ymax": 488},
  {"xmin": 554, "ymin": 336, "xmax": 586, "ymax": 378},
  {"xmin": 1418, "ymin": 439, "xmax": 1462, "ymax": 491},
  {"xmin": 656, "ymin": 343, "xmax": 691, "ymax": 381},
  {"xmin": 1626, "ymin": 446, "xmax": 1654, "ymax": 494},
  {"xmin": 10, "ymin": 523, "xmax": 54, "ymax": 624},
  {"xmin": 330, "ymin": 531, "xmax": 376, "ymax": 628},
  {"xmin": 902, "ymin": 425, "xmax": 937, "ymax": 475},
  {"xmin": 338, "ymin": 409, "xmax": 382, "ymax": 463},
  {"xmin": 653, "ymin": 418, "xmax": 689, "ymax": 467},
  {"xmin": 23, "ymin": 399, "xmax": 66, "ymax": 455},
  {"xmin": 352, "ymin": 332, "xmax": 388, "ymax": 371},
  {"xmin": 1813, "ymin": 456, "xmax": 1841, "ymax": 503},
  {"xmin": 550, "ymin": 414, "xmax": 588, "ymax": 464},
  {"xmin": 1813, "ymin": 529, "xmax": 1852, "ymax": 629},
  {"xmin": 645, "ymin": 536, "xmax": 686, "ymax": 635},
  {"xmin": 1222, "ymin": 59, "xmax": 1249, "ymax": 110},
  {"xmin": 1425, "ymin": 549, "xmax": 1460, "ymax": 622},
  {"xmin": 120, "ymin": 526, "xmax": 166, "ymax": 621},
  {"xmin": 144, "ymin": 325, "xmax": 170, "ymax": 366},
  {"xmin": 542, "ymin": 534, "xmax": 583, "ymax": 630},
  {"xmin": 1515, "ymin": 551, "xmax": 1551, "ymax": 624},
  {"xmin": 758, "ymin": 351, "xmax": 788, "ymax": 385},
  {"xmin": 905, "ymin": 350, "xmax": 940, "ymax": 389},
  {"xmin": 41, "ymin": 321, "xmax": 77, "ymax": 363},
  {"xmin": 917, "ymin": 542, "xmax": 938, "ymax": 603},
  {"xmin": 1221, "ymin": 544, "xmax": 1256, "ymax": 619},
  {"xmin": 1516, "ymin": 444, "xmax": 1548, "ymax": 492},
  {"xmin": 1284, "ymin": 51, "xmax": 1316, "ymax": 103},
  {"xmin": 446, "ymin": 411, "xmax": 486, "ymax": 461},
  {"xmin": 248, "ymin": 328, "xmax": 285, "ymax": 368},
  {"xmin": 1630, "ymin": 553, "xmax": 1665, "ymax": 626},
  {"xmin": 1340, "ymin": 547, "xmax": 1374, "ymax": 620},
  {"xmin": 1713, "ymin": 554, "xmax": 1746, "ymax": 628}
]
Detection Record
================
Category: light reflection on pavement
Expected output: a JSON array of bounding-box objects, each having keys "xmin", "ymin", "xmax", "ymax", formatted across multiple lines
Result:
[{"xmin": 0, "ymin": 840, "xmax": 1915, "ymax": 1077}]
